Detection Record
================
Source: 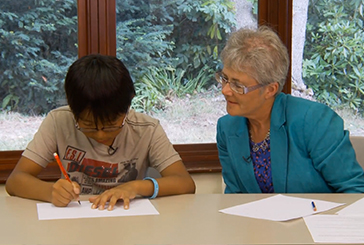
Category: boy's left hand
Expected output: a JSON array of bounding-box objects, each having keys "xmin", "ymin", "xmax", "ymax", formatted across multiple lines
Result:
[{"xmin": 88, "ymin": 182, "xmax": 137, "ymax": 210}]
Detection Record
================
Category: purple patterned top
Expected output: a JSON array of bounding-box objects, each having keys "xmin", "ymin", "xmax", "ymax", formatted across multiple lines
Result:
[{"xmin": 249, "ymin": 138, "xmax": 274, "ymax": 193}]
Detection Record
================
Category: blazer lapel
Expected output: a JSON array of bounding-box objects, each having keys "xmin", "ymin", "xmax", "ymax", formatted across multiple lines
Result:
[
  {"xmin": 228, "ymin": 120, "xmax": 261, "ymax": 193},
  {"xmin": 270, "ymin": 93, "xmax": 289, "ymax": 193}
]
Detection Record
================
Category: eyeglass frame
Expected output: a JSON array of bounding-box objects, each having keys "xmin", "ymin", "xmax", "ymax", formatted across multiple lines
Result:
[
  {"xmin": 75, "ymin": 110, "xmax": 128, "ymax": 133},
  {"xmin": 215, "ymin": 71, "xmax": 264, "ymax": 95}
]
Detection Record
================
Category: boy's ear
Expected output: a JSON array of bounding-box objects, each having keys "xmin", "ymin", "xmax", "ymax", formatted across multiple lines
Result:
[{"xmin": 265, "ymin": 82, "xmax": 279, "ymax": 99}]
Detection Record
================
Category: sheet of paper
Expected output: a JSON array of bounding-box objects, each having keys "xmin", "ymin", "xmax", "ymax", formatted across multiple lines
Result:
[
  {"xmin": 336, "ymin": 196, "xmax": 364, "ymax": 216},
  {"xmin": 304, "ymin": 215, "xmax": 364, "ymax": 243},
  {"xmin": 37, "ymin": 199, "xmax": 159, "ymax": 220},
  {"xmin": 219, "ymin": 194, "xmax": 344, "ymax": 221}
]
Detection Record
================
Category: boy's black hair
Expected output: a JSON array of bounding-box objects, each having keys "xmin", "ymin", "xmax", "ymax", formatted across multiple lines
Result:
[{"xmin": 65, "ymin": 54, "xmax": 135, "ymax": 125}]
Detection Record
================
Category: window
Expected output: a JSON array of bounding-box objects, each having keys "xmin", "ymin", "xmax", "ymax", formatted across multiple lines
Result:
[
  {"xmin": 0, "ymin": 0, "xmax": 292, "ymax": 183},
  {"xmin": 0, "ymin": 1, "xmax": 288, "ymax": 176},
  {"xmin": 0, "ymin": 0, "xmax": 261, "ymax": 149},
  {"xmin": 0, "ymin": 0, "xmax": 78, "ymax": 150},
  {"xmin": 292, "ymin": 0, "xmax": 364, "ymax": 136},
  {"xmin": 114, "ymin": 0, "xmax": 258, "ymax": 144}
]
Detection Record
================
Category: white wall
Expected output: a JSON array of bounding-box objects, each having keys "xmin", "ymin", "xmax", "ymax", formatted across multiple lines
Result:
[
  {"xmin": 0, "ymin": 185, "xmax": 7, "ymax": 197},
  {"xmin": 191, "ymin": 172, "xmax": 223, "ymax": 194}
]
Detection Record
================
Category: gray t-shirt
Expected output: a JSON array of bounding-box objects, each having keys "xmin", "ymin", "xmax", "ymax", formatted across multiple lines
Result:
[{"xmin": 23, "ymin": 106, "xmax": 181, "ymax": 194}]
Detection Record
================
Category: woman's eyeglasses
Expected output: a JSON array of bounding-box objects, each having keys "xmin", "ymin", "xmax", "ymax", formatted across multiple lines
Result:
[{"xmin": 215, "ymin": 72, "xmax": 264, "ymax": 94}]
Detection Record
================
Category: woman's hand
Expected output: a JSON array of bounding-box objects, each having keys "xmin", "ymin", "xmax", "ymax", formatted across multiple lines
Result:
[
  {"xmin": 51, "ymin": 179, "xmax": 80, "ymax": 207},
  {"xmin": 89, "ymin": 182, "xmax": 138, "ymax": 211}
]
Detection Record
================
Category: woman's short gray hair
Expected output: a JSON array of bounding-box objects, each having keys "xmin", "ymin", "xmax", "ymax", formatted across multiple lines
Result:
[{"xmin": 220, "ymin": 26, "xmax": 289, "ymax": 93}]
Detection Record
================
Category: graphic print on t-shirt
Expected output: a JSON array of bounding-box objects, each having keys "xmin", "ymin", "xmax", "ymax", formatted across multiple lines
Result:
[{"xmin": 63, "ymin": 146, "xmax": 138, "ymax": 195}]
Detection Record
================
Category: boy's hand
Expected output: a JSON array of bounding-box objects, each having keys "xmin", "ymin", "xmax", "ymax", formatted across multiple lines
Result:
[
  {"xmin": 51, "ymin": 179, "xmax": 80, "ymax": 207},
  {"xmin": 89, "ymin": 182, "xmax": 137, "ymax": 211}
]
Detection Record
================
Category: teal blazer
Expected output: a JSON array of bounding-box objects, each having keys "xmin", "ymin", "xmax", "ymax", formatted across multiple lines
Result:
[{"xmin": 217, "ymin": 93, "xmax": 364, "ymax": 193}]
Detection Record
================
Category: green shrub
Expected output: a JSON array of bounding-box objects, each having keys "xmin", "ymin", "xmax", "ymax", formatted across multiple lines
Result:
[
  {"xmin": 116, "ymin": 0, "xmax": 235, "ymax": 113},
  {"xmin": 303, "ymin": 0, "xmax": 364, "ymax": 113},
  {"xmin": 1, "ymin": 0, "xmax": 235, "ymax": 115},
  {"xmin": 116, "ymin": 0, "xmax": 235, "ymax": 83},
  {"xmin": 0, "ymin": 0, "xmax": 77, "ymax": 114},
  {"xmin": 132, "ymin": 65, "xmax": 213, "ymax": 113}
]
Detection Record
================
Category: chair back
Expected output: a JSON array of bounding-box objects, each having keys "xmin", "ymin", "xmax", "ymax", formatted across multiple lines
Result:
[{"xmin": 350, "ymin": 136, "xmax": 364, "ymax": 169}]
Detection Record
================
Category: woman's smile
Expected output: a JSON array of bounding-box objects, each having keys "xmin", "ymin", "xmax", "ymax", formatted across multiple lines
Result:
[{"xmin": 226, "ymin": 99, "xmax": 239, "ymax": 105}]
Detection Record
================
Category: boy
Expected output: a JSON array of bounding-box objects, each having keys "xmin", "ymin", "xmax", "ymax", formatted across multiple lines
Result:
[{"xmin": 6, "ymin": 54, "xmax": 196, "ymax": 210}]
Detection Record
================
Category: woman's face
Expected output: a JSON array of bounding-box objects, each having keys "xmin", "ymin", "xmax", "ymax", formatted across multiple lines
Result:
[{"xmin": 220, "ymin": 67, "xmax": 273, "ymax": 119}]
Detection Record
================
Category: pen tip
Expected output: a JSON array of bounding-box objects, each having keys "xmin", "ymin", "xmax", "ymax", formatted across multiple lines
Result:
[{"xmin": 78, "ymin": 200, "xmax": 81, "ymax": 205}]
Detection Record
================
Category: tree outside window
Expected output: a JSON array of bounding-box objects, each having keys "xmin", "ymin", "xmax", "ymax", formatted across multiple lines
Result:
[{"xmin": 292, "ymin": 0, "xmax": 364, "ymax": 135}]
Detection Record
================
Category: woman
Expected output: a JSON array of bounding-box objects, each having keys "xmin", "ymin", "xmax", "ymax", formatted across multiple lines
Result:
[{"xmin": 216, "ymin": 26, "xmax": 364, "ymax": 193}]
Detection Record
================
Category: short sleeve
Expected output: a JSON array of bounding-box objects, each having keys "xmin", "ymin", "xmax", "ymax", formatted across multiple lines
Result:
[
  {"xmin": 22, "ymin": 112, "xmax": 57, "ymax": 168},
  {"xmin": 147, "ymin": 123, "xmax": 181, "ymax": 172}
]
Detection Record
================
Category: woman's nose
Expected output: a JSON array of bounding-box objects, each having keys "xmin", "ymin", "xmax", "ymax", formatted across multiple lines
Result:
[{"xmin": 221, "ymin": 82, "xmax": 233, "ymax": 96}]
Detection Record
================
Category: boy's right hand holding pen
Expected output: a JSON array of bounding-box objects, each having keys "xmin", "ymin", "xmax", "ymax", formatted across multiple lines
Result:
[
  {"xmin": 51, "ymin": 179, "xmax": 81, "ymax": 207},
  {"xmin": 52, "ymin": 152, "xmax": 81, "ymax": 207}
]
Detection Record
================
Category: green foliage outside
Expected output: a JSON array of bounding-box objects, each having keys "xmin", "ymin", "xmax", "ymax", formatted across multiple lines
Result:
[
  {"xmin": 246, "ymin": 0, "xmax": 258, "ymax": 15},
  {"xmin": 303, "ymin": 0, "xmax": 364, "ymax": 113},
  {"xmin": 0, "ymin": 0, "xmax": 235, "ymax": 115},
  {"xmin": 133, "ymin": 65, "xmax": 213, "ymax": 112},
  {"xmin": 4, "ymin": 0, "xmax": 364, "ymax": 116},
  {"xmin": 115, "ymin": 0, "xmax": 236, "ymax": 112},
  {"xmin": 0, "ymin": 0, "xmax": 78, "ymax": 114}
]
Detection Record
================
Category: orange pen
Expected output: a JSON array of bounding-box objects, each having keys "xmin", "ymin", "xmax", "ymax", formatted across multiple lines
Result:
[{"xmin": 53, "ymin": 152, "xmax": 81, "ymax": 205}]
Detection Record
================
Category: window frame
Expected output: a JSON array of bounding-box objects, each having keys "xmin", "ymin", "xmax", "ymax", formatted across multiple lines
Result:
[
  {"xmin": 77, "ymin": 0, "xmax": 116, "ymax": 57},
  {"xmin": 0, "ymin": 0, "xmax": 293, "ymax": 183}
]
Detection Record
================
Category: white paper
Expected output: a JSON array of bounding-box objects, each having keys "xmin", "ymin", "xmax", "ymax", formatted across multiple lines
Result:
[
  {"xmin": 219, "ymin": 194, "xmax": 344, "ymax": 221},
  {"xmin": 37, "ymin": 199, "xmax": 159, "ymax": 220},
  {"xmin": 304, "ymin": 215, "xmax": 364, "ymax": 243},
  {"xmin": 336, "ymin": 196, "xmax": 364, "ymax": 216}
]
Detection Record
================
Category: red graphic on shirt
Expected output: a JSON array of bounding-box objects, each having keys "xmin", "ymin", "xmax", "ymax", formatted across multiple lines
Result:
[
  {"xmin": 63, "ymin": 146, "xmax": 139, "ymax": 195},
  {"xmin": 64, "ymin": 146, "xmax": 86, "ymax": 163},
  {"xmin": 67, "ymin": 158, "xmax": 119, "ymax": 178}
]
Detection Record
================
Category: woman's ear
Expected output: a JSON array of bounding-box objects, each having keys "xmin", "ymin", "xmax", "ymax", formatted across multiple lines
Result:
[{"xmin": 265, "ymin": 82, "xmax": 279, "ymax": 99}]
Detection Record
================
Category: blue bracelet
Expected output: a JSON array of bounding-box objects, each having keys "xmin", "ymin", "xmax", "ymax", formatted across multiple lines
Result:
[{"xmin": 143, "ymin": 177, "xmax": 159, "ymax": 199}]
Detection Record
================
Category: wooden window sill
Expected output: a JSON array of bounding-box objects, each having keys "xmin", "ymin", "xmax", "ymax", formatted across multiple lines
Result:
[{"xmin": 0, "ymin": 143, "xmax": 221, "ymax": 184}]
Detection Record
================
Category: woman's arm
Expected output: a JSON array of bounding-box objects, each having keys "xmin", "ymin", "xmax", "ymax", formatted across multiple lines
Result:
[{"xmin": 305, "ymin": 104, "xmax": 364, "ymax": 193}]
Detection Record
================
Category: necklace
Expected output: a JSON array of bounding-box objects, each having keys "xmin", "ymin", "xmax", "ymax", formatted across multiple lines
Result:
[{"xmin": 249, "ymin": 130, "xmax": 270, "ymax": 152}]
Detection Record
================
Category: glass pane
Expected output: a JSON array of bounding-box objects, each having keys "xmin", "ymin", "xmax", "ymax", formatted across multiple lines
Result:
[
  {"xmin": 0, "ymin": 0, "xmax": 78, "ymax": 150},
  {"xmin": 292, "ymin": 0, "xmax": 364, "ymax": 136},
  {"xmin": 115, "ymin": 0, "xmax": 258, "ymax": 144}
]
